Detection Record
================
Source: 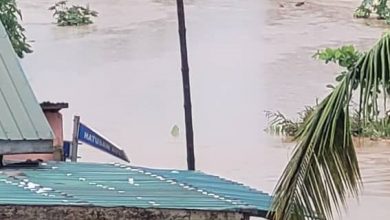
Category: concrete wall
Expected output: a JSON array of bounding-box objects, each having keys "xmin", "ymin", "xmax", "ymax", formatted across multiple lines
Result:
[
  {"xmin": 44, "ymin": 111, "xmax": 64, "ymax": 160},
  {"xmin": 0, "ymin": 206, "xmax": 248, "ymax": 220}
]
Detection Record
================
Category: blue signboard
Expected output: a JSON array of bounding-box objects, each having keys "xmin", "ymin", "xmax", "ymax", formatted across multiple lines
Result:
[{"xmin": 78, "ymin": 123, "xmax": 130, "ymax": 162}]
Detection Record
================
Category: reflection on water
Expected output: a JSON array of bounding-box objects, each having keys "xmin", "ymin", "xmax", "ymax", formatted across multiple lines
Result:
[{"xmin": 17, "ymin": 0, "xmax": 390, "ymax": 218}]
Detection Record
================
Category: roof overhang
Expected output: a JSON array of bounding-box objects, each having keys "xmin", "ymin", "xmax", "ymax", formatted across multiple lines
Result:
[{"xmin": 0, "ymin": 140, "xmax": 53, "ymax": 155}]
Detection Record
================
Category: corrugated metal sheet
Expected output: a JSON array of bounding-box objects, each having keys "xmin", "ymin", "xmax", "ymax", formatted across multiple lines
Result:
[
  {"xmin": 0, "ymin": 162, "xmax": 272, "ymax": 217},
  {"xmin": 0, "ymin": 22, "xmax": 53, "ymax": 154}
]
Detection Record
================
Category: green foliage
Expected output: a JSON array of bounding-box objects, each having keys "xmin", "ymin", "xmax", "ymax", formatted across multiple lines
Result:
[
  {"xmin": 354, "ymin": 5, "xmax": 371, "ymax": 18},
  {"xmin": 271, "ymin": 33, "xmax": 390, "ymax": 220},
  {"xmin": 354, "ymin": 0, "xmax": 390, "ymax": 23},
  {"xmin": 314, "ymin": 45, "xmax": 362, "ymax": 70},
  {"xmin": 314, "ymin": 46, "xmax": 362, "ymax": 89},
  {"xmin": 0, "ymin": 0, "xmax": 32, "ymax": 58},
  {"xmin": 49, "ymin": 1, "xmax": 98, "ymax": 26},
  {"xmin": 376, "ymin": 0, "xmax": 390, "ymax": 19},
  {"xmin": 350, "ymin": 110, "xmax": 390, "ymax": 139}
]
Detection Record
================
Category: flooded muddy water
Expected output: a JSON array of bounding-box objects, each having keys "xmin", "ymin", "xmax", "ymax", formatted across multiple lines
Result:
[{"xmin": 17, "ymin": 0, "xmax": 390, "ymax": 218}]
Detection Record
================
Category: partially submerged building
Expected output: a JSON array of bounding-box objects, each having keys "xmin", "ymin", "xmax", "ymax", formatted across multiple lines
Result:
[
  {"xmin": 0, "ymin": 162, "xmax": 272, "ymax": 220},
  {"xmin": 0, "ymin": 22, "xmax": 273, "ymax": 219},
  {"xmin": 6, "ymin": 102, "xmax": 69, "ymax": 162}
]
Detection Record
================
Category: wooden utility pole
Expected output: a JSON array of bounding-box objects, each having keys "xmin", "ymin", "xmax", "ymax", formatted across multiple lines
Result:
[{"xmin": 176, "ymin": 0, "xmax": 195, "ymax": 170}]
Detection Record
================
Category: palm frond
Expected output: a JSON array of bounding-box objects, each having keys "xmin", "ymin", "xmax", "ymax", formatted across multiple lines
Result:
[
  {"xmin": 270, "ymin": 32, "xmax": 390, "ymax": 220},
  {"xmin": 270, "ymin": 78, "xmax": 360, "ymax": 220},
  {"xmin": 265, "ymin": 106, "xmax": 316, "ymax": 137},
  {"xmin": 353, "ymin": 32, "xmax": 390, "ymax": 122}
]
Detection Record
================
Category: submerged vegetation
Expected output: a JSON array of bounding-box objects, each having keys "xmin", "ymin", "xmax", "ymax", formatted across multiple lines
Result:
[
  {"xmin": 266, "ymin": 107, "xmax": 390, "ymax": 140},
  {"xmin": 49, "ymin": 1, "xmax": 98, "ymax": 26},
  {"xmin": 355, "ymin": 0, "xmax": 390, "ymax": 24},
  {"xmin": 269, "ymin": 33, "xmax": 390, "ymax": 220},
  {"xmin": 267, "ymin": 44, "xmax": 390, "ymax": 140},
  {"xmin": 0, "ymin": 0, "xmax": 32, "ymax": 58},
  {"xmin": 265, "ymin": 106, "xmax": 315, "ymax": 137}
]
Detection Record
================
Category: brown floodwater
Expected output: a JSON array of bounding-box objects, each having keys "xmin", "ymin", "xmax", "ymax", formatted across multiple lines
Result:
[{"xmin": 17, "ymin": 0, "xmax": 390, "ymax": 219}]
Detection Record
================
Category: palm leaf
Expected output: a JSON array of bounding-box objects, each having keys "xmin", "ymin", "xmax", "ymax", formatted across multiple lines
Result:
[
  {"xmin": 270, "ymin": 32, "xmax": 390, "ymax": 220},
  {"xmin": 353, "ymin": 32, "xmax": 390, "ymax": 121},
  {"xmin": 270, "ymin": 78, "xmax": 360, "ymax": 220}
]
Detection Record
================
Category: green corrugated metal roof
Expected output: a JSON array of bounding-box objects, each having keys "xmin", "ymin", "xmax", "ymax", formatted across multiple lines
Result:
[
  {"xmin": 0, "ymin": 22, "xmax": 53, "ymax": 154},
  {"xmin": 0, "ymin": 162, "xmax": 272, "ymax": 217}
]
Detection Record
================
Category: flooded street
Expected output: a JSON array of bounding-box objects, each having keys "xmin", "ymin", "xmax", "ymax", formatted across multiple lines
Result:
[{"xmin": 17, "ymin": 0, "xmax": 390, "ymax": 218}]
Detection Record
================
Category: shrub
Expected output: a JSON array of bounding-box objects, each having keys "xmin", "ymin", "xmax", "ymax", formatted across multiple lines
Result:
[{"xmin": 49, "ymin": 1, "xmax": 98, "ymax": 26}]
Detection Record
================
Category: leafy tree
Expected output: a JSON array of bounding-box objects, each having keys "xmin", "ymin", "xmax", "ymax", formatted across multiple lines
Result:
[
  {"xmin": 0, "ymin": 0, "xmax": 32, "ymax": 58},
  {"xmin": 270, "ymin": 32, "xmax": 390, "ymax": 220}
]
